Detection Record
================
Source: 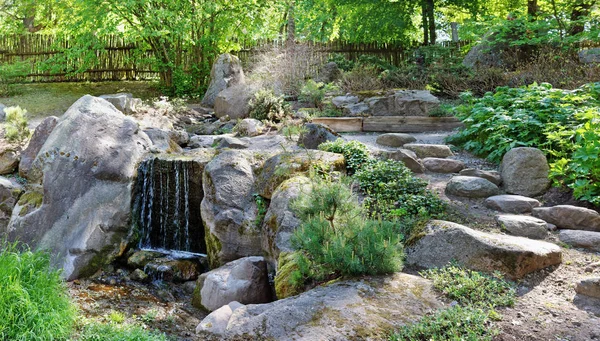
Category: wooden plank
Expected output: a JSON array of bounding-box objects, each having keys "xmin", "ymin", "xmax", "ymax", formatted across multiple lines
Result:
[
  {"xmin": 363, "ymin": 116, "xmax": 463, "ymax": 133},
  {"xmin": 311, "ymin": 117, "xmax": 363, "ymax": 133}
]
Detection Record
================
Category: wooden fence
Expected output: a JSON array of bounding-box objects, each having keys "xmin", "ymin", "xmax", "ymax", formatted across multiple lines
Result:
[{"xmin": 0, "ymin": 34, "xmax": 472, "ymax": 83}]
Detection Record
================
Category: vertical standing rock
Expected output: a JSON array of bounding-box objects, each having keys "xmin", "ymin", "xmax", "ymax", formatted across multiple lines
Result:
[
  {"xmin": 19, "ymin": 116, "xmax": 58, "ymax": 179},
  {"xmin": 500, "ymin": 147, "xmax": 550, "ymax": 197},
  {"xmin": 201, "ymin": 54, "xmax": 246, "ymax": 108}
]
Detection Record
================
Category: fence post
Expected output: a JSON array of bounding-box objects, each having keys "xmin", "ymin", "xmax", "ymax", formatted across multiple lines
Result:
[{"xmin": 451, "ymin": 22, "xmax": 459, "ymax": 43}]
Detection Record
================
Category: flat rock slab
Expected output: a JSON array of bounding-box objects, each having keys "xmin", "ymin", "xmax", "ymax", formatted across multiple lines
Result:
[
  {"xmin": 422, "ymin": 158, "xmax": 465, "ymax": 173},
  {"xmin": 533, "ymin": 205, "xmax": 600, "ymax": 232},
  {"xmin": 375, "ymin": 133, "xmax": 417, "ymax": 147},
  {"xmin": 485, "ymin": 195, "xmax": 541, "ymax": 214},
  {"xmin": 403, "ymin": 143, "xmax": 453, "ymax": 158},
  {"xmin": 406, "ymin": 220, "xmax": 562, "ymax": 279},
  {"xmin": 198, "ymin": 273, "xmax": 444, "ymax": 341},
  {"xmin": 445, "ymin": 176, "xmax": 499, "ymax": 198},
  {"xmin": 576, "ymin": 278, "xmax": 600, "ymax": 299},
  {"xmin": 459, "ymin": 168, "xmax": 501, "ymax": 186},
  {"xmin": 559, "ymin": 230, "xmax": 600, "ymax": 252},
  {"xmin": 495, "ymin": 214, "xmax": 548, "ymax": 240},
  {"xmin": 383, "ymin": 149, "xmax": 424, "ymax": 173}
]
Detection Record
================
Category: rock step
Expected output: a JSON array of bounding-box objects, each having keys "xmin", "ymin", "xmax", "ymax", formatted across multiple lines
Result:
[
  {"xmin": 559, "ymin": 230, "xmax": 600, "ymax": 252},
  {"xmin": 375, "ymin": 133, "xmax": 417, "ymax": 147},
  {"xmin": 406, "ymin": 220, "xmax": 562, "ymax": 279},
  {"xmin": 533, "ymin": 205, "xmax": 600, "ymax": 232},
  {"xmin": 576, "ymin": 277, "xmax": 600, "ymax": 299},
  {"xmin": 459, "ymin": 168, "xmax": 501, "ymax": 186},
  {"xmin": 495, "ymin": 214, "xmax": 548, "ymax": 240},
  {"xmin": 445, "ymin": 176, "xmax": 499, "ymax": 198},
  {"xmin": 403, "ymin": 143, "xmax": 453, "ymax": 158},
  {"xmin": 485, "ymin": 195, "xmax": 541, "ymax": 214},
  {"xmin": 383, "ymin": 149, "xmax": 425, "ymax": 174},
  {"xmin": 422, "ymin": 158, "xmax": 465, "ymax": 173}
]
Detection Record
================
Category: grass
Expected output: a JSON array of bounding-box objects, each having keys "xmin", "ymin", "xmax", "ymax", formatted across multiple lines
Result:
[
  {"xmin": 77, "ymin": 322, "xmax": 168, "ymax": 341},
  {"xmin": 0, "ymin": 241, "xmax": 78, "ymax": 341},
  {"xmin": 0, "ymin": 81, "xmax": 161, "ymax": 119}
]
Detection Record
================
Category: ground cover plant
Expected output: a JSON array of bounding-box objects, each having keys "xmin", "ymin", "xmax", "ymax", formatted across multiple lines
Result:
[{"xmin": 447, "ymin": 82, "xmax": 600, "ymax": 204}]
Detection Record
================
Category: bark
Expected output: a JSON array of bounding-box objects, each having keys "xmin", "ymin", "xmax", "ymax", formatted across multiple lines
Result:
[
  {"xmin": 286, "ymin": 0, "xmax": 296, "ymax": 48},
  {"xmin": 527, "ymin": 0, "xmax": 538, "ymax": 20},
  {"xmin": 426, "ymin": 0, "xmax": 436, "ymax": 45},
  {"xmin": 569, "ymin": 0, "xmax": 596, "ymax": 36},
  {"xmin": 421, "ymin": 2, "xmax": 429, "ymax": 45}
]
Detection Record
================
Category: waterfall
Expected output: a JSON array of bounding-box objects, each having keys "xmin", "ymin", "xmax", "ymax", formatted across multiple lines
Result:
[{"xmin": 133, "ymin": 157, "xmax": 206, "ymax": 255}]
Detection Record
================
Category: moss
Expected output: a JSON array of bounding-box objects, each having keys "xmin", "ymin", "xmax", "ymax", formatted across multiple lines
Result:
[
  {"xmin": 204, "ymin": 227, "xmax": 222, "ymax": 270},
  {"xmin": 17, "ymin": 191, "xmax": 43, "ymax": 217},
  {"xmin": 274, "ymin": 252, "xmax": 304, "ymax": 299}
]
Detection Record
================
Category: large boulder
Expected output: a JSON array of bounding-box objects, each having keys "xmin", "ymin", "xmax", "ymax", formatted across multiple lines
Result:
[
  {"xmin": 202, "ymin": 54, "xmax": 246, "ymax": 107},
  {"xmin": 559, "ymin": 230, "xmax": 600, "ymax": 252},
  {"xmin": 261, "ymin": 176, "xmax": 311, "ymax": 268},
  {"xmin": 193, "ymin": 257, "xmax": 272, "ymax": 312},
  {"xmin": 376, "ymin": 133, "xmax": 417, "ymax": 147},
  {"xmin": 235, "ymin": 118, "xmax": 265, "ymax": 137},
  {"xmin": 445, "ymin": 176, "xmax": 499, "ymax": 198},
  {"xmin": 579, "ymin": 48, "xmax": 600, "ymax": 64},
  {"xmin": 143, "ymin": 128, "xmax": 183, "ymax": 153},
  {"xmin": 298, "ymin": 123, "xmax": 340, "ymax": 149},
  {"xmin": 484, "ymin": 194, "xmax": 541, "ymax": 214},
  {"xmin": 403, "ymin": 144, "xmax": 453, "ymax": 158},
  {"xmin": 406, "ymin": 220, "xmax": 562, "ymax": 279},
  {"xmin": 495, "ymin": 214, "xmax": 548, "ymax": 240},
  {"xmin": 214, "ymin": 84, "xmax": 258, "ymax": 120},
  {"xmin": 532, "ymin": 205, "xmax": 600, "ymax": 232},
  {"xmin": 196, "ymin": 301, "xmax": 244, "ymax": 334},
  {"xmin": 0, "ymin": 146, "xmax": 19, "ymax": 175},
  {"xmin": 201, "ymin": 150, "xmax": 260, "ymax": 268},
  {"xmin": 366, "ymin": 90, "xmax": 440, "ymax": 116},
  {"xmin": 315, "ymin": 62, "xmax": 342, "ymax": 83},
  {"xmin": 197, "ymin": 273, "xmax": 444, "ymax": 340},
  {"xmin": 7, "ymin": 95, "xmax": 151, "ymax": 280},
  {"xmin": 422, "ymin": 158, "xmax": 465, "ymax": 173},
  {"xmin": 255, "ymin": 151, "xmax": 344, "ymax": 200},
  {"xmin": 500, "ymin": 147, "xmax": 550, "ymax": 197},
  {"xmin": 383, "ymin": 149, "xmax": 425, "ymax": 173},
  {"xmin": 19, "ymin": 116, "xmax": 58, "ymax": 179},
  {"xmin": 0, "ymin": 177, "xmax": 22, "ymax": 232}
]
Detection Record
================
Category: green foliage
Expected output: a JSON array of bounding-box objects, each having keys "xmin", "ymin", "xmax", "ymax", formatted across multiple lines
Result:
[
  {"xmin": 447, "ymin": 82, "xmax": 600, "ymax": 204},
  {"xmin": 290, "ymin": 178, "xmax": 404, "ymax": 285},
  {"xmin": 355, "ymin": 159, "xmax": 446, "ymax": 219},
  {"xmin": 421, "ymin": 265, "xmax": 516, "ymax": 309},
  {"xmin": 0, "ymin": 61, "xmax": 29, "ymax": 95},
  {"xmin": 318, "ymin": 138, "xmax": 370, "ymax": 174},
  {"xmin": 77, "ymin": 322, "xmax": 168, "ymax": 341},
  {"xmin": 0, "ymin": 241, "xmax": 77, "ymax": 341},
  {"xmin": 328, "ymin": 53, "xmax": 355, "ymax": 72},
  {"xmin": 389, "ymin": 306, "xmax": 497, "ymax": 341},
  {"xmin": 299, "ymin": 80, "xmax": 338, "ymax": 109},
  {"xmin": 4, "ymin": 106, "xmax": 32, "ymax": 143},
  {"xmin": 249, "ymin": 89, "xmax": 292, "ymax": 122},
  {"xmin": 254, "ymin": 194, "xmax": 268, "ymax": 228}
]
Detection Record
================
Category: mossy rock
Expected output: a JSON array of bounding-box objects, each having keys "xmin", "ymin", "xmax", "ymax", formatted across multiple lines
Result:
[
  {"xmin": 205, "ymin": 227, "xmax": 222, "ymax": 270},
  {"xmin": 16, "ymin": 190, "xmax": 43, "ymax": 217},
  {"xmin": 274, "ymin": 252, "xmax": 304, "ymax": 299}
]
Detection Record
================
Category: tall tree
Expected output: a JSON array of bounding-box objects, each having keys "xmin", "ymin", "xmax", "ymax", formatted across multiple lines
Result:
[{"xmin": 569, "ymin": 0, "xmax": 596, "ymax": 35}]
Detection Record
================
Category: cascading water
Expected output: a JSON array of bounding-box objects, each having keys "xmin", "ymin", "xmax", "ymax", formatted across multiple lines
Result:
[{"xmin": 133, "ymin": 157, "xmax": 206, "ymax": 255}]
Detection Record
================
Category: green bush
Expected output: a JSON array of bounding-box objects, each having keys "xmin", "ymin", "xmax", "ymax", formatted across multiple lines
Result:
[
  {"xmin": 299, "ymin": 80, "xmax": 338, "ymax": 109},
  {"xmin": 447, "ymin": 82, "xmax": 600, "ymax": 204},
  {"xmin": 389, "ymin": 306, "xmax": 497, "ymax": 341},
  {"xmin": 0, "ymin": 241, "xmax": 77, "ymax": 341},
  {"xmin": 77, "ymin": 322, "xmax": 168, "ymax": 341},
  {"xmin": 0, "ymin": 61, "xmax": 29, "ymax": 95},
  {"xmin": 249, "ymin": 89, "xmax": 292, "ymax": 122},
  {"xmin": 290, "ymin": 178, "xmax": 404, "ymax": 285},
  {"xmin": 318, "ymin": 138, "xmax": 370, "ymax": 174},
  {"xmin": 4, "ymin": 106, "xmax": 32, "ymax": 143},
  {"xmin": 355, "ymin": 159, "xmax": 446, "ymax": 219},
  {"xmin": 421, "ymin": 265, "xmax": 516, "ymax": 309}
]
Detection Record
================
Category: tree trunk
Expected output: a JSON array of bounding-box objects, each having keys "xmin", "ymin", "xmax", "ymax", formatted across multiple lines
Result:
[
  {"xmin": 421, "ymin": 2, "xmax": 429, "ymax": 45},
  {"xmin": 527, "ymin": 0, "xmax": 538, "ymax": 20},
  {"xmin": 426, "ymin": 0, "xmax": 436, "ymax": 45},
  {"xmin": 569, "ymin": 0, "xmax": 595, "ymax": 36},
  {"xmin": 286, "ymin": 0, "xmax": 296, "ymax": 48}
]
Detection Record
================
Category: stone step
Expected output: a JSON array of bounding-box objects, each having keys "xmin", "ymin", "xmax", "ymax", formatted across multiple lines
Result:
[
  {"xmin": 533, "ymin": 205, "xmax": 600, "ymax": 232},
  {"xmin": 559, "ymin": 230, "xmax": 600, "ymax": 252},
  {"xmin": 403, "ymin": 143, "xmax": 453, "ymax": 158},
  {"xmin": 495, "ymin": 214, "xmax": 548, "ymax": 240},
  {"xmin": 484, "ymin": 195, "xmax": 541, "ymax": 214},
  {"xmin": 422, "ymin": 158, "xmax": 465, "ymax": 173},
  {"xmin": 445, "ymin": 176, "xmax": 499, "ymax": 198}
]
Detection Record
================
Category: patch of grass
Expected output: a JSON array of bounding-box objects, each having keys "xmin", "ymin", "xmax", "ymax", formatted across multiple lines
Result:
[
  {"xmin": 0, "ymin": 81, "xmax": 161, "ymax": 118},
  {"xmin": 0, "ymin": 241, "xmax": 77, "ymax": 341},
  {"xmin": 77, "ymin": 322, "xmax": 168, "ymax": 341},
  {"xmin": 108, "ymin": 311, "xmax": 126, "ymax": 324},
  {"xmin": 421, "ymin": 265, "xmax": 516, "ymax": 309},
  {"xmin": 389, "ymin": 306, "xmax": 498, "ymax": 341}
]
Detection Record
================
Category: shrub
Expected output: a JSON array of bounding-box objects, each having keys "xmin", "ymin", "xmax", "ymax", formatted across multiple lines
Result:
[
  {"xmin": 354, "ymin": 159, "xmax": 446, "ymax": 219},
  {"xmin": 421, "ymin": 265, "xmax": 516, "ymax": 309},
  {"xmin": 290, "ymin": 178, "xmax": 404, "ymax": 285},
  {"xmin": 299, "ymin": 80, "xmax": 338, "ymax": 110},
  {"xmin": 0, "ymin": 61, "xmax": 29, "ymax": 96},
  {"xmin": 318, "ymin": 138, "xmax": 370, "ymax": 174},
  {"xmin": 389, "ymin": 306, "xmax": 497, "ymax": 341},
  {"xmin": 78, "ymin": 322, "xmax": 168, "ymax": 341},
  {"xmin": 3, "ymin": 106, "xmax": 31, "ymax": 144},
  {"xmin": 339, "ymin": 64, "xmax": 388, "ymax": 93},
  {"xmin": 248, "ymin": 89, "xmax": 292, "ymax": 122},
  {"xmin": 0, "ymin": 241, "xmax": 77, "ymax": 341}
]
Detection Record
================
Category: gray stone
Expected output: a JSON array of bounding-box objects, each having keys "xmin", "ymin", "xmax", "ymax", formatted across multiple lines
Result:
[
  {"xmin": 403, "ymin": 143, "xmax": 453, "ymax": 158},
  {"xmin": 144, "ymin": 258, "xmax": 201, "ymax": 283},
  {"xmin": 214, "ymin": 84, "xmax": 258, "ymax": 120},
  {"xmin": 484, "ymin": 195, "xmax": 541, "ymax": 214},
  {"xmin": 383, "ymin": 149, "xmax": 425, "ymax": 173},
  {"xmin": 375, "ymin": 133, "xmax": 417, "ymax": 147},
  {"xmin": 298, "ymin": 123, "xmax": 340, "ymax": 149},
  {"xmin": 261, "ymin": 176, "xmax": 311, "ymax": 268},
  {"xmin": 99, "ymin": 93, "xmax": 137, "ymax": 114},
  {"xmin": 0, "ymin": 147, "xmax": 19, "ymax": 175},
  {"xmin": 235, "ymin": 118, "xmax": 264, "ymax": 137},
  {"xmin": 19, "ymin": 116, "xmax": 58, "ymax": 179},
  {"xmin": 459, "ymin": 168, "xmax": 502, "ymax": 186},
  {"xmin": 559, "ymin": 230, "xmax": 600, "ymax": 252},
  {"xmin": 199, "ymin": 273, "xmax": 443, "ymax": 340},
  {"xmin": 0, "ymin": 103, "xmax": 5, "ymax": 121},
  {"xmin": 422, "ymin": 158, "xmax": 465, "ymax": 173},
  {"xmin": 579, "ymin": 48, "xmax": 600, "ymax": 64},
  {"xmin": 7, "ymin": 95, "xmax": 151, "ymax": 280},
  {"xmin": 201, "ymin": 151, "xmax": 260, "ymax": 268},
  {"xmin": 255, "ymin": 151, "xmax": 344, "ymax": 199},
  {"xmin": 202, "ymin": 54, "xmax": 246, "ymax": 107},
  {"xmin": 315, "ymin": 62, "xmax": 341, "ymax": 83},
  {"xmin": 500, "ymin": 147, "xmax": 550, "ymax": 197},
  {"xmin": 331, "ymin": 95, "xmax": 359, "ymax": 108},
  {"xmin": 406, "ymin": 220, "xmax": 562, "ymax": 279},
  {"xmin": 495, "ymin": 214, "xmax": 548, "ymax": 240},
  {"xmin": 189, "ymin": 135, "xmax": 216, "ymax": 149},
  {"xmin": 445, "ymin": 176, "xmax": 499, "ymax": 198},
  {"xmin": 196, "ymin": 301, "xmax": 244, "ymax": 335},
  {"xmin": 533, "ymin": 205, "xmax": 600, "ymax": 232},
  {"xmin": 127, "ymin": 250, "xmax": 163, "ymax": 269},
  {"xmin": 575, "ymin": 277, "xmax": 600, "ymax": 299},
  {"xmin": 143, "ymin": 128, "xmax": 183, "ymax": 153},
  {"xmin": 169, "ymin": 130, "xmax": 189, "ymax": 146},
  {"xmin": 129, "ymin": 268, "xmax": 149, "ymax": 283},
  {"xmin": 0, "ymin": 177, "xmax": 22, "ymax": 232},
  {"xmin": 215, "ymin": 136, "xmax": 249, "ymax": 149},
  {"xmin": 366, "ymin": 90, "xmax": 440, "ymax": 117},
  {"xmin": 344, "ymin": 102, "xmax": 370, "ymax": 116},
  {"xmin": 194, "ymin": 257, "xmax": 272, "ymax": 312}
]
